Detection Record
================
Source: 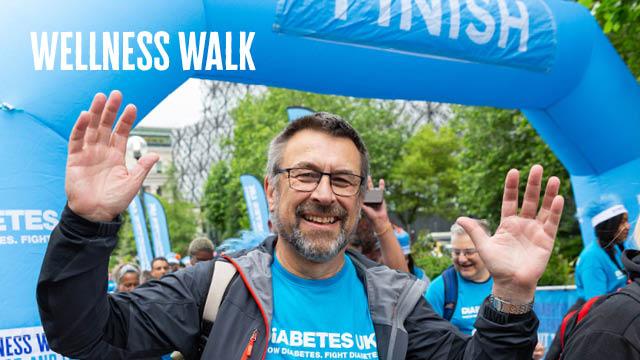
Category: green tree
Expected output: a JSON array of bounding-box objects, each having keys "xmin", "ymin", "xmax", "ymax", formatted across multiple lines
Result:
[
  {"xmin": 581, "ymin": 0, "xmax": 640, "ymax": 79},
  {"xmin": 202, "ymin": 160, "xmax": 248, "ymax": 242},
  {"xmin": 111, "ymin": 211, "xmax": 136, "ymax": 270},
  {"xmin": 159, "ymin": 164, "xmax": 198, "ymax": 255},
  {"xmin": 388, "ymin": 124, "xmax": 460, "ymax": 230}
]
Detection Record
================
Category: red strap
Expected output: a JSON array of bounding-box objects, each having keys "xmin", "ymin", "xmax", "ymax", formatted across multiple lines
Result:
[
  {"xmin": 559, "ymin": 310, "xmax": 577, "ymax": 349},
  {"xmin": 560, "ymin": 296, "xmax": 603, "ymax": 351},
  {"xmin": 577, "ymin": 296, "xmax": 601, "ymax": 323}
]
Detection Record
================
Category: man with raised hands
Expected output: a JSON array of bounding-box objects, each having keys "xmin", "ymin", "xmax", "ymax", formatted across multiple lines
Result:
[{"xmin": 37, "ymin": 91, "xmax": 564, "ymax": 359}]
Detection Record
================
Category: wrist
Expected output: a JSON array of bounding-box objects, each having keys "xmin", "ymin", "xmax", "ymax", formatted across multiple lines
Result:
[
  {"xmin": 374, "ymin": 222, "xmax": 393, "ymax": 237},
  {"xmin": 488, "ymin": 294, "xmax": 534, "ymax": 315},
  {"xmin": 68, "ymin": 203, "xmax": 117, "ymax": 223},
  {"xmin": 491, "ymin": 283, "xmax": 536, "ymax": 305},
  {"xmin": 62, "ymin": 204, "xmax": 122, "ymax": 237}
]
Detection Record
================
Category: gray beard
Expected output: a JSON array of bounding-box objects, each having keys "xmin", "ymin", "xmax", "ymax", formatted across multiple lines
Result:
[
  {"xmin": 280, "ymin": 220, "xmax": 350, "ymax": 263},
  {"xmin": 271, "ymin": 195, "xmax": 359, "ymax": 263}
]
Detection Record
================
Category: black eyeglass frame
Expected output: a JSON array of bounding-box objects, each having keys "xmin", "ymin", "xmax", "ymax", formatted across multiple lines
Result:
[{"xmin": 275, "ymin": 167, "xmax": 365, "ymax": 197}]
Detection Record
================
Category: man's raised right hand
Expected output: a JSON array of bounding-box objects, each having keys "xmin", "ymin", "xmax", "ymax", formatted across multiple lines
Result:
[{"xmin": 66, "ymin": 91, "xmax": 159, "ymax": 222}]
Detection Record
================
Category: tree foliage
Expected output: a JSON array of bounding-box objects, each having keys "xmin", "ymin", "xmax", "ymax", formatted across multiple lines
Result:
[
  {"xmin": 158, "ymin": 164, "xmax": 198, "ymax": 255},
  {"xmin": 388, "ymin": 124, "xmax": 460, "ymax": 230},
  {"xmin": 449, "ymin": 106, "xmax": 582, "ymax": 276},
  {"xmin": 581, "ymin": 0, "xmax": 640, "ymax": 79}
]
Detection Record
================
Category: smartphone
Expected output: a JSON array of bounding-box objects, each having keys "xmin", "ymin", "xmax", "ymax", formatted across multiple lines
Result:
[{"xmin": 364, "ymin": 188, "xmax": 384, "ymax": 205}]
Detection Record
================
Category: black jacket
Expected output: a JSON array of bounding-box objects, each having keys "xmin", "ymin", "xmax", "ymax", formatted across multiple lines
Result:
[
  {"xmin": 37, "ymin": 206, "xmax": 540, "ymax": 359},
  {"xmin": 561, "ymin": 249, "xmax": 640, "ymax": 359}
]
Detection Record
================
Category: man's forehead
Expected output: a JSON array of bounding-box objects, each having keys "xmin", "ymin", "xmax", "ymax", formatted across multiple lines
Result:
[
  {"xmin": 451, "ymin": 233, "xmax": 474, "ymax": 247},
  {"xmin": 282, "ymin": 129, "xmax": 360, "ymax": 171}
]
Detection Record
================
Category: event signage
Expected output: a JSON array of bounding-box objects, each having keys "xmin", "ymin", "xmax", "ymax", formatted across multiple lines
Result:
[
  {"xmin": 534, "ymin": 285, "xmax": 580, "ymax": 355},
  {"xmin": 0, "ymin": 326, "xmax": 72, "ymax": 359},
  {"xmin": 240, "ymin": 175, "xmax": 270, "ymax": 234},
  {"xmin": 127, "ymin": 195, "xmax": 153, "ymax": 271},
  {"xmin": 143, "ymin": 192, "xmax": 172, "ymax": 258},
  {"xmin": 275, "ymin": 0, "xmax": 556, "ymax": 71}
]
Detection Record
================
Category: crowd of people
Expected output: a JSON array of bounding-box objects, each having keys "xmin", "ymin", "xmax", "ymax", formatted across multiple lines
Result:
[
  {"xmin": 36, "ymin": 91, "xmax": 639, "ymax": 359},
  {"xmin": 109, "ymin": 236, "xmax": 217, "ymax": 293}
]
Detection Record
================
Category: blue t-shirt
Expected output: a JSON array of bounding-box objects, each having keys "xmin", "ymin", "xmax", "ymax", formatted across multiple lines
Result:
[
  {"xmin": 575, "ymin": 242, "xmax": 627, "ymax": 300},
  {"xmin": 426, "ymin": 271, "xmax": 493, "ymax": 335},
  {"xmin": 267, "ymin": 255, "xmax": 379, "ymax": 359}
]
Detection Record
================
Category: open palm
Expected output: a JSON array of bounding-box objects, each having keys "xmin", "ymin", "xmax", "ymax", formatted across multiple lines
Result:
[
  {"xmin": 457, "ymin": 165, "xmax": 564, "ymax": 303},
  {"xmin": 66, "ymin": 91, "xmax": 158, "ymax": 222}
]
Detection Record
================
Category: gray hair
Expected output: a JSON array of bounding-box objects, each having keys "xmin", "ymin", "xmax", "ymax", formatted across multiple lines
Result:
[
  {"xmin": 265, "ymin": 112, "xmax": 369, "ymax": 196},
  {"xmin": 188, "ymin": 236, "xmax": 215, "ymax": 256},
  {"xmin": 450, "ymin": 219, "xmax": 491, "ymax": 237},
  {"xmin": 114, "ymin": 263, "xmax": 140, "ymax": 284}
]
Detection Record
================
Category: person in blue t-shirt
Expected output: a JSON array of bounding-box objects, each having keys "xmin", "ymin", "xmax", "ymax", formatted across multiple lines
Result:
[
  {"xmin": 575, "ymin": 204, "xmax": 630, "ymax": 301},
  {"xmin": 426, "ymin": 220, "xmax": 493, "ymax": 335},
  {"xmin": 426, "ymin": 220, "xmax": 545, "ymax": 359}
]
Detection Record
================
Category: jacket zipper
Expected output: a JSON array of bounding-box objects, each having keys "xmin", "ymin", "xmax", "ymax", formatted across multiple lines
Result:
[
  {"xmin": 223, "ymin": 255, "xmax": 270, "ymax": 360},
  {"xmin": 240, "ymin": 329, "xmax": 259, "ymax": 360}
]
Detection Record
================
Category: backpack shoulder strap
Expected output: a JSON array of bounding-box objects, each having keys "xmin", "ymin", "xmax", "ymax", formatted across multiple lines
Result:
[
  {"xmin": 559, "ymin": 295, "xmax": 605, "ymax": 351},
  {"xmin": 442, "ymin": 265, "xmax": 458, "ymax": 321},
  {"xmin": 203, "ymin": 260, "xmax": 237, "ymax": 322}
]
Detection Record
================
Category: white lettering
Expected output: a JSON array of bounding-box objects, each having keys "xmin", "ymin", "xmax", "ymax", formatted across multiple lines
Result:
[
  {"xmin": 75, "ymin": 32, "xmax": 88, "ymax": 70},
  {"xmin": 276, "ymin": 329, "xmax": 289, "ymax": 345},
  {"xmin": 24, "ymin": 210, "xmax": 43, "ymax": 231},
  {"xmin": 449, "ymin": 0, "xmax": 461, "ymax": 39},
  {"xmin": 466, "ymin": 0, "xmax": 496, "ymax": 45},
  {"xmin": 335, "ymin": 0, "xmax": 348, "ymax": 20},
  {"xmin": 400, "ymin": 0, "xmax": 442, "ymax": 36},
  {"xmin": 378, "ymin": 0, "xmax": 392, "ymax": 27},
  {"xmin": 60, "ymin": 31, "xmax": 73, "ymax": 71},
  {"xmin": 154, "ymin": 31, "xmax": 170, "ymax": 71},
  {"xmin": 103, "ymin": 32, "xmax": 120, "ymax": 70},
  {"xmin": 225, "ymin": 32, "xmax": 238, "ymax": 71},
  {"xmin": 497, "ymin": 0, "xmax": 529, "ymax": 51},
  {"xmin": 290, "ymin": 330, "xmax": 303, "ymax": 347},
  {"xmin": 239, "ymin": 31, "xmax": 255, "ymax": 71},
  {"xmin": 303, "ymin": 331, "xmax": 316, "ymax": 348},
  {"xmin": 329, "ymin": 333, "xmax": 341, "ymax": 348},
  {"xmin": 43, "ymin": 210, "xmax": 59, "ymax": 231},
  {"xmin": 122, "ymin": 32, "xmax": 135, "ymax": 71},
  {"xmin": 205, "ymin": 32, "xmax": 223, "ymax": 71},
  {"xmin": 89, "ymin": 32, "xmax": 101, "ymax": 70},
  {"xmin": 179, "ymin": 32, "xmax": 206, "ymax": 71},
  {"xmin": 341, "ymin": 333, "xmax": 353, "ymax": 348},
  {"xmin": 136, "ymin": 31, "xmax": 153, "ymax": 71},
  {"xmin": 30, "ymin": 32, "xmax": 58, "ymax": 71}
]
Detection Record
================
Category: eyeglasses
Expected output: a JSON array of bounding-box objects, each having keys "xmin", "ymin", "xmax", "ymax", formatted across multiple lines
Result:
[
  {"xmin": 451, "ymin": 248, "xmax": 478, "ymax": 257},
  {"xmin": 276, "ymin": 167, "xmax": 364, "ymax": 197}
]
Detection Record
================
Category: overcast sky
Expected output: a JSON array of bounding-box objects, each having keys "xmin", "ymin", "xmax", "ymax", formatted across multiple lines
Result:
[{"xmin": 138, "ymin": 78, "xmax": 204, "ymax": 129}]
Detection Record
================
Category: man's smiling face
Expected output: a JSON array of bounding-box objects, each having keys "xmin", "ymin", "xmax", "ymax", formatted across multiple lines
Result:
[{"xmin": 268, "ymin": 129, "xmax": 363, "ymax": 263}]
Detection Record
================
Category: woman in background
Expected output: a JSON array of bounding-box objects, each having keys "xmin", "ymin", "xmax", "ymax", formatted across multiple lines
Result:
[
  {"xmin": 113, "ymin": 263, "xmax": 141, "ymax": 293},
  {"xmin": 575, "ymin": 203, "xmax": 630, "ymax": 300}
]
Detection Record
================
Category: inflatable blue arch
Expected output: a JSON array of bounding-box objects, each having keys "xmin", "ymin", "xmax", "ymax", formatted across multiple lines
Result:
[{"xmin": 0, "ymin": 0, "xmax": 638, "ymax": 346}]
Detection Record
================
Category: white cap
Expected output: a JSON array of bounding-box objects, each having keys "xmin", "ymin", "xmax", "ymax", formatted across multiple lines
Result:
[{"xmin": 591, "ymin": 204, "xmax": 627, "ymax": 227}]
